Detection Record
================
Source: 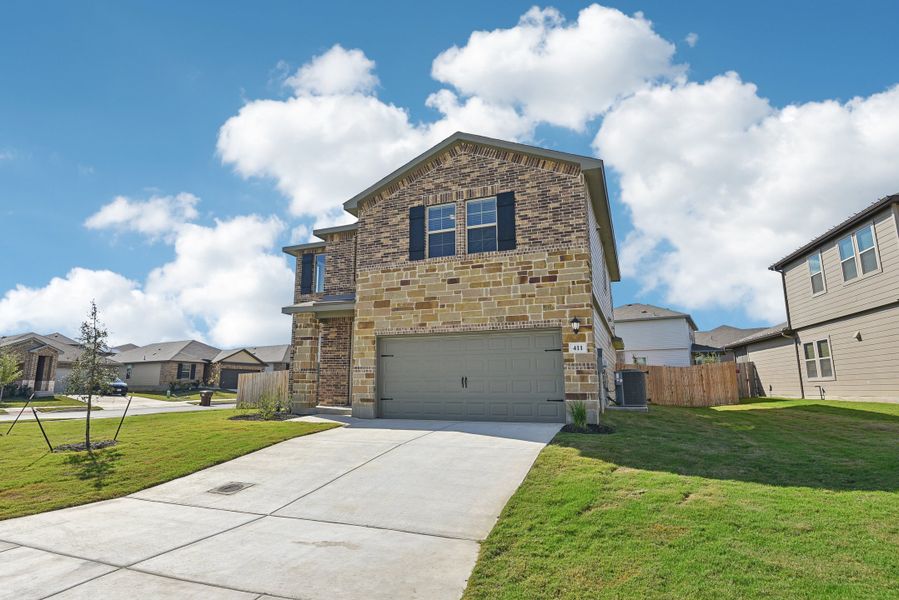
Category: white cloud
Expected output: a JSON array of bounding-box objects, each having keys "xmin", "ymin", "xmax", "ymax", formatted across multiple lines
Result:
[
  {"xmin": 218, "ymin": 5, "xmax": 677, "ymax": 227},
  {"xmin": 84, "ymin": 192, "xmax": 200, "ymax": 240},
  {"xmin": 685, "ymin": 32, "xmax": 699, "ymax": 47},
  {"xmin": 595, "ymin": 74, "xmax": 899, "ymax": 322},
  {"xmin": 0, "ymin": 268, "xmax": 196, "ymax": 346},
  {"xmin": 218, "ymin": 54, "xmax": 533, "ymax": 226},
  {"xmin": 285, "ymin": 45, "xmax": 378, "ymax": 95},
  {"xmin": 6, "ymin": 195, "xmax": 296, "ymax": 347},
  {"xmin": 431, "ymin": 5, "xmax": 682, "ymax": 130}
]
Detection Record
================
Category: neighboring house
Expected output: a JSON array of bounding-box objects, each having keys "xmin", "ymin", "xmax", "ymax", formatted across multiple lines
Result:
[
  {"xmin": 726, "ymin": 323, "xmax": 803, "ymax": 398},
  {"xmin": 209, "ymin": 348, "xmax": 268, "ymax": 389},
  {"xmin": 114, "ymin": 341, "xmax": 289, "ymax": 391},
  {"xmin": 764, "ymin": 193, "xmax": 899, "ymax": 402},
  {"xmin": 693, "ymin": 325, "xmax": 767, "ymax": 363},
  {"xmin": 112, "ymin": 343, "xmax": 139, "ymax": 353},
  {"xmin": 0, "ymin": 331, "xmax": 120, "ymax": 394},
  {"xmin": 0, "ymin": 334, "xmax": 61, "ymax": 396},
  {"xmin": 614, "ymin": 304, "xmax": 697, "ymax": 367},
  {"xmin": 113, "ymin": 340, "xmax": 221, "ymax": 391},
  {"xmin": 282, "ymin": 132, "xmax": 620, "ymax": 423}
]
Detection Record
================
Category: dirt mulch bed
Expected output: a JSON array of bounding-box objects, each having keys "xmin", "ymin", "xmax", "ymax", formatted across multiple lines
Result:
[
  {"xmin": 228, "ymin": 412, "xmax": 296, "ymax": 422},
  {"xmin": 560, "ymin": 423, "xmax": 615, "ymax": 435},
  {"xmin": 53, "ymin": 440, "xmax": 118, "ymax": 452}
]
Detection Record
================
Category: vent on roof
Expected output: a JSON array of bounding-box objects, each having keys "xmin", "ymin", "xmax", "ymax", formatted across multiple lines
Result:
[{"xmin": 207, "ymin": 482, "xmax": 254, "ymax": 495}]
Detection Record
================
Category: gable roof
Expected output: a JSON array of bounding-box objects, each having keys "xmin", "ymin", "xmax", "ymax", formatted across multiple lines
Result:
[
  {"xmin": 725, "ymin": 322, "xmax": 791, "ymax": 349},
  {"xmin": 0, "ymin": 332, "xmax": 119, "ymax": 365},
  {"xmin": 113, "ymin": 343, "xmax": 139, "ymax": 352},
  {"xmin": 694, "ymin": 325, "xmax": 768, "ymax": 350},
  {"xmin": 770, "ymin": 193, "xmax": 899, "ymax": 270},
  {"xmin": 243, "ymin": 344, "xmax": 291, "ymax": 364},
  {"xmin": 113, "ymin": 340, "xmax": 220, "ymax": 364},
  {"xmin": 341, "ymin": 131, "xmax": 620, "ymax": 281},
  {"xmin": 212, "ymin": 348, "xmax": 267, "ymax": 365},
  {"xmin": 46, "ymin": 332, "xmax": 79, "ymax": 346},
  {"xmin": 613, "ymin": 303, "xmax": 698, "ymax": 331}
]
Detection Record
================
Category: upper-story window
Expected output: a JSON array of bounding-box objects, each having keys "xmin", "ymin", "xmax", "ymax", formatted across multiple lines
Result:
[
  {"xmin": 427, "ymin": 204, "xmax": 456, "ymax": 258},
  {"xmin": 808, "ymin": 252, "xmax": 825, "ymax": 295},
  {"xmin": 838, "ymin": 224, "xmax": 879, "ymax": 282},
  {"xmin": 314, "ymin": 254, "xmax": 326, "ymax": 293},
  {"xmin": 803, "ymin": 339, "xmax": 834, "ymax": 379},
  {"xmin": 466, "ymin": 197, "xmax": 497, "ymax": 254}
]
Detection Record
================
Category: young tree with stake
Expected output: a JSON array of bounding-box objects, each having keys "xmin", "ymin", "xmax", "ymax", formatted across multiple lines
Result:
[{"xmin": 67, "ymin": 301, "xmax": 116, "ymax": 451}]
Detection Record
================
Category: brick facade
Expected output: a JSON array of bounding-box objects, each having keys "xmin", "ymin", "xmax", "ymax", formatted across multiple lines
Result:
[
  {"xmin": 286, "ymin": 137, "xmax": 616, "ymax": 423},
  {"xmin": 2, "ymin": 338, "xmax": 59, "ymax": 395}
]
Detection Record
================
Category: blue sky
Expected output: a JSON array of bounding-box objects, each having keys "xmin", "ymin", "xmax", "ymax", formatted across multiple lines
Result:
[{"xmin": 2, "ymin": 1, "xmax": 899, "ymax": 345}]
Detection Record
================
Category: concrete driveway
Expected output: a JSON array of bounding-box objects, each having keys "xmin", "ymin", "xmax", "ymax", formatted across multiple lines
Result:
[
  {"xmin": 0, "ymin": 394, "xmax": 235, "ymax": 423},
  {"xmin": 0, "ymin": 417, "xmax": 560, "ymax": 599}
]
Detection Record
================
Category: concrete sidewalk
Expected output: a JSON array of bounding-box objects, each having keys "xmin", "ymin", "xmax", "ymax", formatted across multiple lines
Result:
[
  {"xmin": 0, "ymin": 417, "xmax": 560, "ymax": 600},
  {"xmin": 0, "ymin": 395, "xmax": 235, "ymax": 422}
]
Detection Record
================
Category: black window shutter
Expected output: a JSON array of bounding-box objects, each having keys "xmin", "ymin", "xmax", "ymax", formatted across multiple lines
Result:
[
  {"xmin": 409, "ymin": 205, "xmax": 425, "ymax": 260},
  {"xmin": 497, "ymin": 191, "xmax": 516, "ymax": 251},
  {"xmin": 300, "ymin": 253, "xmax": 314, "ymax": 294},
  {"xmin": 190, "ymin": 364, "xmax": 196, "ymax": 379}
]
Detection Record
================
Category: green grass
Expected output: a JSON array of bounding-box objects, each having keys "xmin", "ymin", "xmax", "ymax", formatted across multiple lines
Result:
[
  {"xmin": 0, "ymin": 395, "xmax": 86, "ymax": 409},
  {"xmin": 134, "ymin": 390, "xmax": 238, "ymax": 402},
  {"xmin": 464, "ymin": 399, "xmax": 899, "ymax": 600},
  {"xmin": 0, "ymin": 409, "xmax": 337, "ymax": 520}
]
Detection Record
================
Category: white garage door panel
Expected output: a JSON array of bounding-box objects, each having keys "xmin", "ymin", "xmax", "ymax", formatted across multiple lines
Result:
[{"xmin": 378, "ymin": 330, "xmax": 565, "ymax": 422}]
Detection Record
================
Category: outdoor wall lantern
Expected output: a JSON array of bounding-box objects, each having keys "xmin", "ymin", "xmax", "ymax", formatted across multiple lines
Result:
[{"xmin": 570, "ymin": 316, "xmax": 581, "ymax": 334}]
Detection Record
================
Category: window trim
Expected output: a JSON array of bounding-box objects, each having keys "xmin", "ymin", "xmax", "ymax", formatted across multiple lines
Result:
[
  {"xmin": 465, "ymin": 196, "xmax": 498, "ymax": 254},
  {"xmin": 838, "ymin": 221, "xmax": 882, "ymax": 285},
  {"xmin": 314, "ymin": 253, "xmax": 326, "ymax": 293},
  {"xmin": 808, "ymin": 251, "xmax": 826, "ymax": 297},
  {"xmin": 802, "ymin": 337, "xmax": 836, "ymax": 381},
  {"xmin": 426, "ymin": 203, "xmax": 456, "ymax": 258}
]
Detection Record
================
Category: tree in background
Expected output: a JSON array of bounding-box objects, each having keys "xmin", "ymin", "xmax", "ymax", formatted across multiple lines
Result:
[
  {"xmin": 0, "ymin": 351, "xmax": 23, "ymax": 403},
  {"xmin": 66, "ymin": 301, "xmax": 116, "ymax": 450}
]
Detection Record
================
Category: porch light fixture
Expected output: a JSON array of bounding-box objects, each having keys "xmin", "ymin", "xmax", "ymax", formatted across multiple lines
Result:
[{"xmin": 570, "ymin": 316, "xmax": 581, "ymax": 334}]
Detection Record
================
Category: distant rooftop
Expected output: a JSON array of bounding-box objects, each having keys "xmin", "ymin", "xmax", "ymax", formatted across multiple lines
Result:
[
  {"xmin": 695, "ymin": 325, "xmax": 768, "ymax": 350},
  {"xmin": 614, "ymin": 303, "xmax": 698, "ymax": 331}
]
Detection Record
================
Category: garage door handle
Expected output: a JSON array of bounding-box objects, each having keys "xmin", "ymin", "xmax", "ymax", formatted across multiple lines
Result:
[{"xmin": 546, "ymin": 398, "xmax": 564, "ymax": 402}]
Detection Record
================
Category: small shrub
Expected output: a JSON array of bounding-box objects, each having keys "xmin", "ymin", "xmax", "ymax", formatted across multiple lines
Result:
[
  {"xmin": 568, "ymin": 400, "xmax": 588, "ymax": 431},
  {"xmin": 256, "ymin": 392, "xmax": 279, "ymax": 420}
]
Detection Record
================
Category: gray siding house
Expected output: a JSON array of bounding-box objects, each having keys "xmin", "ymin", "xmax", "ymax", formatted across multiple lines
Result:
[
  {"xmin": 614, "ymin": 304, "xmax": 696, "ymax": 367},
  {"xmin": 727, "ymin": 323, "xmax": 804, "ymax": 398},
  {"xmin": 753, "ymin": 194, "xmax": 899, "ymax": 402}
]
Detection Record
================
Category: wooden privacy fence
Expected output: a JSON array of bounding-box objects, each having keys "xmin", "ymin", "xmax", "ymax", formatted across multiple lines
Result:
[
  {"xmin": 236, "ymin": 370, "xmax": 289, "ymax": 408},
  {"xmin": 617, "ymin": 362, "xmax": 741, "ymax": 407}
]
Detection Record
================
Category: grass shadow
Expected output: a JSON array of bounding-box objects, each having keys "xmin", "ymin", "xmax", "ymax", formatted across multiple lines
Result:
[
  {"xmin": 63, "ymin": 447, "xmax": 122, "ymax": 490},
  {"xmin": 555, "ymin": 401, "xmax": 899, "ymax": 492}
]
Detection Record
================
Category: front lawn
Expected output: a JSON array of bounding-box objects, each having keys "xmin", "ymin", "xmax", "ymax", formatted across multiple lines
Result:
[
  {"xmin": 464, "ymin": 399, "xmax": 899, "ymax": 599},
  {"xmin": 0, "ymin": 396, "xmax": 96, "ymax": 413},
  {"xmin": 0, "ymin": 409, "xmax": 337, "ymax": 520},
  {"xmin": 134, "ymin": 390, "xmax": 238, "ymax": 402}
]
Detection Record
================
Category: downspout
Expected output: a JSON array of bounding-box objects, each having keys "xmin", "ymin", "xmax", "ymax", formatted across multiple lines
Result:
[{"xmin": 778, "ymin": 269, "xmax": 805, "ymax": 399}]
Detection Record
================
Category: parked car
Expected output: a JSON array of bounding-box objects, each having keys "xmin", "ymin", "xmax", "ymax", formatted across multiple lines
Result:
[{"xmin": 108, "ymin": 378, "xmax": 129, "ymax": 396}]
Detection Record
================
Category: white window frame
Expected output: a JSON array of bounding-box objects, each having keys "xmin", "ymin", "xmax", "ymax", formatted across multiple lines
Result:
[
  {"xmin": 808, "ymin": 251, "xmax": 826, "ymax": 296},
  {"xmin": 426, "ymin": 203, "xmax": 456, "ymax": 258},
  {"xmin": 802, "ymin": 338, "xmax": 835, "ymax": 381},
  {"xmin": 465, "ymin": 196, "xmax": 498, "ymax": 254},
  {"xmin": 125, "ymin": 364, "xmax": 133, "ymax": 380},
  {"xmin": 314, "ymin": 253, "xmax": 326, "ymax": 293},
  {"xmin": 838, "ymin": 222, "xmax": 881, "ymax": 284}
]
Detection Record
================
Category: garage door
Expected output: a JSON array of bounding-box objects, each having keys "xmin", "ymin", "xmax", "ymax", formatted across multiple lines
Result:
[
  {"xmin": 378, "ymin": 330, "xmax": 565, "ymax": 422},
  {"xmin": 220, "ymin": 369, "xmax": 245, "ymax": 390}
]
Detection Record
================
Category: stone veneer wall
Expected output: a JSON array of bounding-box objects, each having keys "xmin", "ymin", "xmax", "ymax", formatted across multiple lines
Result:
[
  {"xmin": 350, "ymin": 144, "xmax": 601, "ymax": 421},
  {"xmin": 289, "ymin": 312, "xmax": 321, "ymax": 413}
]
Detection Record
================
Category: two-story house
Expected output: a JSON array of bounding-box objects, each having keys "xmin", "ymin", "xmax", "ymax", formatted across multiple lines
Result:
[
  {"xmin": 765, "ymin": 193, "xmax": 899, "ymax": 402},
  {"xmin": 282, "ymin": 132, "xmax": 621, "ymax": 424},
  {"xmin": 613, "ymin": 303, "xmax": 697, "ymax": 367}
]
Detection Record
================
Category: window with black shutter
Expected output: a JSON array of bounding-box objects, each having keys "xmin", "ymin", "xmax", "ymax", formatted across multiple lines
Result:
[{"xmin": 409, "ymin": 206, "xmax": 425, "ymax": 260}]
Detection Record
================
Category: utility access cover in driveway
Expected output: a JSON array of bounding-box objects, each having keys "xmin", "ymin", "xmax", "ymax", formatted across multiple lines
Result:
[{"xmin": 0, "ymin": 418, "xmax": 560, "ymax": 600}]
